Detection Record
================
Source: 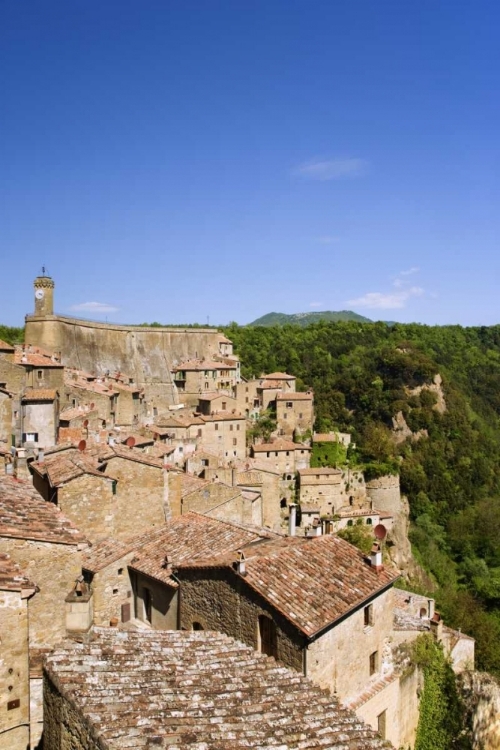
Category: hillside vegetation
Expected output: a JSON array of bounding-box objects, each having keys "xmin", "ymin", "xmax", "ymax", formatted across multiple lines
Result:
[
  {"xmin": 248, "ymin": 310, "xmax": 373, "ymax": 326},
  {"xmin": 224, "ymin": 320, "xmax": 500, "ymax": 677}
]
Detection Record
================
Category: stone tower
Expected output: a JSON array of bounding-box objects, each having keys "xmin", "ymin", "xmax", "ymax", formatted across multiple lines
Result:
[{"xmin": 33, "ymin": 272, "xmax": 54, "ymax": 316}]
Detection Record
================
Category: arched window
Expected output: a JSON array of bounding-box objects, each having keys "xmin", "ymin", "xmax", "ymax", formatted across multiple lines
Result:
[
  {"xmin": 347, "ymin": 519, "xmax": 353, "ymax": 527},
  {"xmin": 192, "ymin": 622, "xmax": 204, "ymax": 631},
  {"xmin": 366, "ymin": 517, "xmax": 373, "ymax": 525}
]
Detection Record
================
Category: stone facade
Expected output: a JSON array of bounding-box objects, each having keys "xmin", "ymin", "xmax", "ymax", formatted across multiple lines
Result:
[
  {"xmin": 298, "ymin": 467, "xmax": 343, "ymax": 515},
  {"xmin": 276, "ymin": 391, "xmax": 314, "ymax": 437},
  {"xmin": 251, "ymin": 439, "xmax": 311, "ymax": 475}
]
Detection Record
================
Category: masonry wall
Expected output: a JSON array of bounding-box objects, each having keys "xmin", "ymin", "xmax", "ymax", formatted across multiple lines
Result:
[
  {"xmin": 22, "ymin": 400, "xmax": 57, "ymax": 448},
  {"xmin": 299, "ymin": 474, "xmax": 343, "ymax": 515},
  {"xmin": 57, "ymin": 474, "xmax": 118, "ymax": 544},
  {"xmin": 24, "ymin": 365, "xmax": 64, "ymax": 392},
  {"xmin": 133, "ymin": 571, "xmax": 178, "ymax": 630},
  {"xmin": 183, "ymin": 484, "xmax": 245, "ymax": 524},
  {"xmin": 365, "ymin": 475, "xmax": 401, "ymax": 516},
  {"xmin": 306, "ymin": 587, "xmax": 395, "ymax": 700},
  {"xmin": 276, "ymin": 397, "xmax": 314, "ymax": 437},
  {"xmin": 0, "ymin": 391, "xmax": 12, "ymax": 444},
  {"xmin": 62, "ymin": 385, "xmax": 113, "ymax": 427},
  {"xmin": 43, "ymin": 675, "xmax": 103, "ymax": 750},
  {"xmin": 90, "ymin": 552, "xmax": 136, "ymax": 627},
  {"xmin": 0, "ymin": 539, "xmax": 83, "ymax": 649},
  {"xmin": 0, "ymin": 589, "xmax": 30, "ymax": 750},
  {"xmin": 178, "ymin": 569, "xmax": 305, "ymax": 672},
  {"xmin": 25, "ymin": 315, "xmax": 228, "ymax": 408},
  {"xmin": 101, "ymin": 456, "xmax": 169, "ymax": 534},
  {"xmin": 200, "ymin": 418, "xmax": 246, "ymax": 460},
  {"xmin": 0, "ymin": 357, "xmax": 24, "ymax": 397}
]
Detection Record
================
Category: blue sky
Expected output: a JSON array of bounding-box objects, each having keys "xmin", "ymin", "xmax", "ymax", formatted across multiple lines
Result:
[{"xmin": 1, "ymin": 1, "xmax": 499, "ymax": 327}]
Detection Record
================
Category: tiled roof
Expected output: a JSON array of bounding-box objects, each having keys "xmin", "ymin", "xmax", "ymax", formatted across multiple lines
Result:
[
  {"xmin": 118, "ymin": 433, "xmax": 155, "ymax": 447},
  {"xmin": 237, "ymin": 470, "xmax": 264, "ymax": 485},
  {"xmin": 0, "ymin": 552, "xmax": 36, "ymax": 593},
  {"xmin": 21, "ymin": 388, "xmax": 57, "ymax": 402},
  {"xmin": 64, "ymin": 372, "xmax": 119, "ymax": 396},
  {"xmin": 173, "ymin": 359, "xmax": 237, "ymax": 372},
  {"xmin": 59, "ymin": 406, "xmax": 97, "ymax": 422},
  {"xmin": 200, "ymin": 411, "xmax": 245, "ymax": 422},
  {"xmin": 0, "ymin": 475, "xmax": 86, "ymax": 545},
  {"xmin": 44, "ymin": 627, "xmax": 393, "ymax": 750},
  {"xmin": 129, "ymin": 512, "xmax": 277, "ymax": 585},
  {"xmin": 238, "ymin": 534, "xmax": 399, "ymax": 637},
  {"xmin": 30, "ymin": 451, "xmax": 110, "ymax": 486},
  {"xmin": 156, "ymin": 414, "xmax": 205, "ymax": 428},
  {"xmin": 345, "ymin": 671, "xmax": 400, "ymax": 712},
  {"xmin": 14, "ymin": 346, "xmax": 63, "ymax": 367},
  {"xmin": 99, "ymin": 444, "xmax": 164, "ymax": 469},
  {"xmin": 299, "ymin": 467, "xmax": 342, "ymax": 476},
  {"xmin": 276, "ymin": 391, "xmax": 313, "ymax": 400},
  {"xmin": 180, "ymin": 474, "xmax": 209, "ymax": 497},
  {"xmin": 0, "ymin": 338, "xmax": 15, "ymax": 351},
  {"xmin": 198, "ymin": 391, "xmax": 231, "ymax": 401},
  {"xmin": 252, "ymin": 439, "xmax": 309, "ymax": 452},
  {"xmin": 262, "ymin": 372, "xmax": 296, "ymax": 380}
]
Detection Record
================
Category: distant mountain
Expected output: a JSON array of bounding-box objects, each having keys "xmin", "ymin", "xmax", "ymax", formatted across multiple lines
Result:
[{"xmin": 248, "ymin": 310, "xmax": 373, "ymax": 327}]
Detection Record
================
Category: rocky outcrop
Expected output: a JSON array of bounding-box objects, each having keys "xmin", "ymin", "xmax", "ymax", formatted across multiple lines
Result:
[
  {"xmin": 407, "ymin": 373, "xmax": 447, "ymax": 414},
  {"xmin": 460, "ymin": 670, "xmax": 500, "ymax": 749},
  {"xmin": 392, "ymin": 411, "xmax": 428, "ymax": 444}
]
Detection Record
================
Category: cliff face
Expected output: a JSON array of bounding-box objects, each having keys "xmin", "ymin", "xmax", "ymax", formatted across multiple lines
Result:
[
  {"xmin": 24, "ymin": 315, "xmax": 227, "ymax": 405},
  {"xmin": 460, "ymin": 671, "xmax": 500, "ymax": 749}
]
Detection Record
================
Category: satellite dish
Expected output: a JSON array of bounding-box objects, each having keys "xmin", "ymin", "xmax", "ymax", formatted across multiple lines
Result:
[
  {"xmin": 125, "ymin": 436, "xmax": 136, "ymax": 448},
  {"xmin": 374, "ymin": 524, "xmax": 387, "ymax": 540},
  {"xmin": 83, "ymin": 419, "xmax": 89, "ymax": 428},
  {"xmin": 78, "ymin": 439, "xmax": 87, "ymax": 452}
]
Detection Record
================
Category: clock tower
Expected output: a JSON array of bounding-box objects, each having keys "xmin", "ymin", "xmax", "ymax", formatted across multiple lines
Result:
[{"xmin": 33, "ymin": 271, "xmax": 55, "ymax": 316}]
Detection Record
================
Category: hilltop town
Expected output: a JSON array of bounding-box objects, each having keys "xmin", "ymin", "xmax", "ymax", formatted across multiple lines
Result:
[{"xmin": 0, "ymin": 275, "xmax": 475, "ymax": 750}]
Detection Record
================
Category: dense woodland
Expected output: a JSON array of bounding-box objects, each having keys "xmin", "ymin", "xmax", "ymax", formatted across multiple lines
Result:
[
  {"xmin": 4, "ymin": 318, "xmax": 500, "ymax": 678},
  {"xmin": 224, "ymin": 320, "xmax": 500, "ymax": 678}
]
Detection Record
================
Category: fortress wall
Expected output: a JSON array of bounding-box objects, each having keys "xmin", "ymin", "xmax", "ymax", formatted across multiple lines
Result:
[
  {"xmin": 365, "ymin": 474, "xmax": 401, "ymax": 516},
  {"xmin": 25, "ymin": 315, "xmax": 226, "ymax": 406}
]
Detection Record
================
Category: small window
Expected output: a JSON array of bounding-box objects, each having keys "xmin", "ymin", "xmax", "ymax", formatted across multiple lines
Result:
[
  {"xmin": 215, "ymin": 423, "xmax": 219, "ymax": 431},
  {"xmin": 286, "ymin": 451, "xmax": 289, "ymax": 456},
  {"xmin": 112, "ymin": 480, "xmax": 117, "ymax": 495},
  {"xmin": 230, "ymin": 424, "xmax": 233, "ymax": 431},
  {"xmin": 347, "ymin": 519, "xmax": 353, "ymax": 527},
  {"xmin": 237, "ymin": 424, "xmax": 240, "ymax": 431},
  {"xmin": 286, "ymin": 401, "xmax": 293, "ymax": 408},
  {"xmin": 299, "ymin": 413, "xmax": 303, "ymax": 419},
  {"xmin": 192, "ymin": 621, "xmax": 204, "ymax": 631},
  {"xmin": 258, "ymin": 615, "xmax": 277, "ymax": 658},
  {"xmin": 204, "ymin": 382, "xmax": 209, "ymax": 389},
  {"xmin": 233, "ymin": 438, "xmax": 237, "ymax": 446},
  {"xmin": 197, "ymin": 429, "xmax": 202, "ymax": 437},
  {"xmin": 366, "ymin": 517, "xmax": 373, "ymax": 525},
  {"xmin": 113, "ymin": 588, "xmax": 118, "ymax": 595},
  {"xmin": 37, "ymin": 370, "xmax": 43, "ymax": 379},
  {"xmin": 283, "ymin": 413, "xmax": 287, "ymax": 419},
  {"xmin": 222, "ymin": 402, "xmax": 227, "ymax": 410},
  {"xmin": 72, "ymin": 399, "xmax": 77, "ymax": 407},
  {"xmin": 364, "ymin": 604, "xmax": 373, "ymax": 628},
  {"xmin": 369, "ymin": 651, "xmax": 378, "ymax": 676},
  {"xmin": 153, "ymin": 407, "xmax": 158, "ymax": 417},
  {"xmin": 118, "ymin": 568, "xmax": 123, "ymax": 576}
]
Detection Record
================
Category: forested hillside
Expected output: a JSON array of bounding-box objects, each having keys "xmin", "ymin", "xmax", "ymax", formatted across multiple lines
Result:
[{"xmin": 224, "ymin": 320, "xmax": 500, "ymax": 676}]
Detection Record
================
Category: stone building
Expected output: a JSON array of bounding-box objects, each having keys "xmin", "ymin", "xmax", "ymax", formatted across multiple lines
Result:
[
  {"xmin": 298, "ymin": 466, "xmax": 343, "ymax": 514},
  {"xmin": 276, "ymin": 390, "xmax": 314, "ymax": 437},
  {"xmin": 251, "ymin": 438, "xmax": 311, "ymax": 476},
  {"xmin": 20, "ymin": 388, "xmax": 59, "ymax": 449},
  {"xmin": 0, "ymin": 474, "xmax": 88, "ymax": 746},
  {"xmin": 197, "ymin": 391, "xmax": 238, "ymax": 415},
  {"xmin": 199, "ymin": 411, "xmax": 246, "ymax": 460},
  {"xmin": 171, "ymin": 358, "xmax": 240, "ymax": 405},
  {"xmin": 63, "ymin": 369, "xmax": 119, "ymax": 428},
  {"xmin": 43, "ymin": 627, "xmax": 393, "ymax": 749},
  {"xmin": 0, "ymin": 384, "xmax": 13, "ymax": 444},
  {"xmin": 0, "ymin": 553, "xmax": 36, "ymax": 750}
]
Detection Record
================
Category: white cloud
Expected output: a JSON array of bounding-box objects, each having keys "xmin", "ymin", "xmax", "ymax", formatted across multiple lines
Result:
[
  {"xmin": 309, "ymin": 302, "xmax": 324, "ymax": 308},
  {"xmin": 400, "ymin": 266, "xmax": 419, "ymax": 277},
  {"xmin": 315, "ymin": 236, "xmax": 340, "ymax": 245},
  {"xmin": 294, "ymin": 158, "xmax": 368, "ymax": 181},
  {"xmin": 70, "ymin": 301, "xmax": 119, "ymax": 314},
  {"xmin": 393, "ymin": 267, "xmax": 420, "ymax": 288},
  {"xmin": 347, "ymin": 287, "xmax": 424, "ymax": 310}
]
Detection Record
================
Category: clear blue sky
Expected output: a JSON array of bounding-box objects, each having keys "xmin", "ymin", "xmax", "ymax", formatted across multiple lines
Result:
[{"xmin": 1, "ymin": 1, "xmax": 499, "ymax": 327}]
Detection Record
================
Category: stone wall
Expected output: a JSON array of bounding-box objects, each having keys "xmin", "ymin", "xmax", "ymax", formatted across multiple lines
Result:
[
  {"xmin": 0, "ymin": 589, "xmax": 30, "ymax": 750},
  {"xmin": 25, "ymin": 314, "xmax": 228, "ymax": 408},
  {"xmin": 22, "ymin": 400, "xmax": 57, "ymax": 448},
  {"xmin": 133, "ymin": 571, "xmax": 178, "ymax": 630},
  {"xmin": 43, "ymin": 676, "xmax": 103, "ymax": 750},
  {"xmin": 1, "ymin": 539, "xmax": 83, "ymax": 649},
  {"xmin": 0, "ymin": 390, "xmax": 12, "ymax": 444},
  {"xmin": 178, "ymin": 568, "xmax": 305, "ymax": 672},
  {"xmin": 460, "ymin": 670, "xmax": 500, "ymax": 750}
]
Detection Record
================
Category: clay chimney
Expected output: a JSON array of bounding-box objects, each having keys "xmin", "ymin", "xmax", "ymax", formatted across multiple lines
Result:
[{"xmin": 370, "ymin": 542, "xmax": 383, "ymax": 571}]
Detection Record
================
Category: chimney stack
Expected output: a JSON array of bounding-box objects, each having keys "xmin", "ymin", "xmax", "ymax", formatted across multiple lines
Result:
[
  {"xmin": 288, "ymin": 503, "xmax": 297, "ymax": 537},
  {"xmin": 370, "ymin": 542, "xmax": 383, "ymax": 571},
  {"xmin": 235, "ymin": 551, "xmax": 246, "ymax": 576}
]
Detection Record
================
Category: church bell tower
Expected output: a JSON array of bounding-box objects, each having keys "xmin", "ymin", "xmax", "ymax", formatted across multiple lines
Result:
[{"xmin": 33, "ymin": 270, "xmax": 55, "ymax": 316}]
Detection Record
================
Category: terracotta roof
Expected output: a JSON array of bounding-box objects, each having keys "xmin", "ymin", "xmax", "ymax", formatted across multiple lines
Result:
[
  {"xmin": 118, "ymin": 433, "xmax": 154, "ymax": 447},
  {"xmin": 313, "ymin": 432, "xmax": 350, "ymax": 443},
  {"xmin": 59, "ymin": 407, "xmax": 97, "ymax": 422},
  {"xmin": 252, "ymin": 439, "xmax": 309, "ymax": 452},
  {"xmin": 0, "ymin": 552, "xmax": 36, "ymax": 593},
  {"xmin": 14, "ymin": 346, "xmax": 63, "ymax": 368},
  {"xmin": 44, "ymin": 627, "xmax": 393, "ymax": 750},
  {"xmin": 64, "ymin": 372, "xmax": 119, "ymax": 396},
  {"xmin": 147, "ymin": 424, "xmax": 172, "ymax": 436},
  {"xmin": 237, "ymin": 470, "xmax": 264, "ymax": 485},
  {"xmin": 238, "ymin": 534, "xmax": 399, "ymax": 637},
  {"xmin": 99, "ymin": 444, "xmax": 164, "ymax": 469},
  {"xmin": 180, "ymin": 473, "xmax": 209, "ymax": 497},
  {"xmin": 198, "ymin": 392, "xmax": 236, "ymax": 402},
  {"xmin": 21, "ymin": 388, "xmax": 57, "ymax": 402},
  {"xmin": 156, "ymin": 414, "xmax": 204, "ymax": 428},
  {"xmin": 30, "ymin": 451, "xmax": 111, "ymax": 486},
  {"xmin": 262, "ymin": 372, "xmax": 296, "ymax": 380},
  {"xmin": 129, "ymin": 512, "xmax": 277, "ymax": 585},
  {"xmin": 276, "ymin": 391, "xmax": 313, "ymax": 401},
  {"xmin": 0, "ymin": 338, "xmax": 15, "ymax": 352},
  {"xmin": 299, "ymin": 467, "xmax": 342, "ymax": 476},
  {"xmin": 0, "ymin": 475, "xmax": 86, "ymax": 545},
  {"xmin": 200, "ymin": 411, "xmax": 245, "ymax": 422},
  {"xmin": 173, "ymin": 359, "xmax": 237, "ymax": 372}
]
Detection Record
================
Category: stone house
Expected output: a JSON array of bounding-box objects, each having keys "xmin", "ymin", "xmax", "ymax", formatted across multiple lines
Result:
[
  {"xmin": 251, "ymin": 438, "xmax": 311, "ymax": 477},
  {"xmin": 79, "ymin": 513, "xmax": 409, "ymax": 744},
  {"xmin": 0, "ymin": 553, "xmax": 36, "ymax": 750},
  {"xmin": 0, "ymin": 474, "xmax": 88, "ymax": 746},
  {"xmin": 276, "ymin": 390, "xmax": 314, "ymax": 437},
  {"xmin": 0, "ymin": 384, "xmax": 13, "ymax": 444},
  {"xmin": 20, "ymin": 387, "xmax": 59, "ymax": 449},
  {"xmin": 13, "ymin": 345, "xmax": 65, "ymax": 392},
  {"xmin": 43, "ymin": 627, "xmax": 393, "ymax": 750},
  {"xmin": 298, "ymin": 467, "xmax": 343, "ymax": 515},
  {"xmin": 197, "ymin": 391, "xmax": 238, "ymax": 415},
  {"xmin": 171, "ymin": 358, "xmax": 240, "ymax": 405},
  {"xmin": 63, "ymin": 369, "xmax": 119, "ymax": 428},
  {"xmin": 181, "ymin": 479, "xmax": 262, "ymax": 526},
  {"xmin": 199, "ymin": 412, "xmax": 246, "ymax": 460}
]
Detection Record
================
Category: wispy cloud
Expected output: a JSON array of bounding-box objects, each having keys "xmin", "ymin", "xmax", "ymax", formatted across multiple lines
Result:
[
  {"xmin": 315, "ymin": 235, "xmax": 340, "ymax": 245},
  {"xmin": 400, "ymin": 266, "xmax": 419, "ymax": 277},
  {"xmin": 294, "ymin": 157, "xmax": 368, "ymax": 181},
  {"xmin": 70, "ymin": 301, "xmax": 119, "ymax": 314},
  {"xmin": 393, "ymin": 267, "xmax": 420, "ymax": 288},
  {"xmin": 347, "ymin": 287, "xmax": 424, "ymax": 310},
  {"xmin": 309, "ymin": 301, "xmax": 324, "ymax": 308}
]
